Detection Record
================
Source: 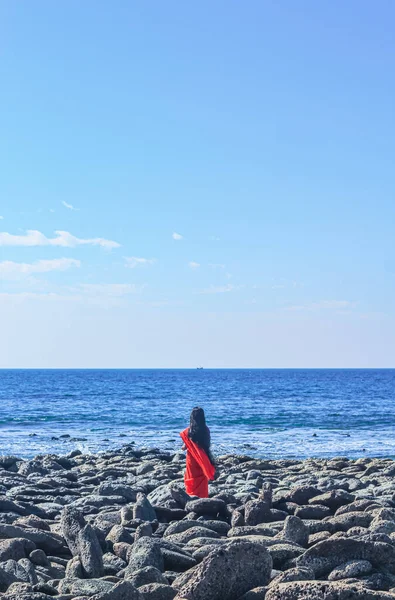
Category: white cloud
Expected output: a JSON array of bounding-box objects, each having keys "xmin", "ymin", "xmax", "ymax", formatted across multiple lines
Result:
[
  {"xmin": 0, "ymin": 216, "xmax": 3, "ymax": 220},
  {"xmin": 172, "ymin": 232, "xmax": 183, "ymax": 240},
  {"xmin": 286, "ymin": 300, "xmax": 355, "ymax": 311},
  {"xmin": 0, "ymin": 258, "xmax": 80, "ymax": 279},
  {"xmin": 189, "ymin": 261, "xmax": 200, "ymax": 269},
  {"xmin": 0, "ymin": 230, "xmax": 120, "ymax": 249},
  {"xmin": 125, "ymin": 257, "xmax": 156, "ymax": 268},
  {"xmin": 49, "ymin": 209, "xmax": 55, "ymax": 213},
  {"xmin": 62, "ymin": 201, "xmax": 79, "ymax": 211},
  {"xmin": 199, "ymin": 284, "xmax": 236, "ymax": 294},
  {"xmin": 78, "ymin": 283, "xmax": 144, "ymax": 297}
]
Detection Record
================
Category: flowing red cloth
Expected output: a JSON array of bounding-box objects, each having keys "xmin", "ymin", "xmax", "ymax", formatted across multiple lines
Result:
[{"xmin": 180, "ymin": 428, "xmax": 215, "ymax": 498}]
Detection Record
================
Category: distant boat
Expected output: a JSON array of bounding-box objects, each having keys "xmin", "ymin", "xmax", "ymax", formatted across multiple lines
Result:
[{"xmin": 197, "ymin": 366, "xmax": 204, "ymax": 370}]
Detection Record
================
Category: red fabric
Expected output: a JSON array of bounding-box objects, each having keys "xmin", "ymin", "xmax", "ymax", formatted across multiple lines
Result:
[{"xmin": 180, "ymin": 427, "xmax": 215, "ymax": 498}]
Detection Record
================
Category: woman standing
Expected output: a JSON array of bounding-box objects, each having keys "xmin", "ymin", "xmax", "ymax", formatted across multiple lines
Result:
[{"xmin": 180, "ymin": 407, "xmax": 216, "ymax": 498}]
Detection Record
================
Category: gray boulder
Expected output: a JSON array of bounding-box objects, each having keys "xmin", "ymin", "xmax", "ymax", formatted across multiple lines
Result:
[
  {"xmin": 174, "ymin": 540, "xmax": 272, "ymax": 600},
  {"xmin": 266, "ymin": 581, "xmax": 394, "ymax": 599},
  {"xmin": 133, "ymin": 493, "xmax": 156, "ymax": 521},
  {"xmin": 328, "ymin": 560, "xmax": 373, "ymax": 581},
  {"xmin": 139, "ymin": 583, "xmax": 176, "ymax": 599},
  {"xmin": 77, "ymin": 524, "xmax": 104, "ymax": 578},
  {"xmin": 60, "ymin": 506, "xmax": 86, "ymax": 556},
  {"xmin": 125, "ymin": 565, "xmax": 168, "ymax": 587},
  {"xmin": 125, "ymin": 537, "xmax": 164, "ymax": 575},
  {"xmin": 297, "ymin": 537, "xmax": 395, "ymax": 577}
]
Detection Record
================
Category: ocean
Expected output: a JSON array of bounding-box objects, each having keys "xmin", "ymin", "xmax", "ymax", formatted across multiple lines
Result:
[{"xmin": 0, "ymin": 369, "xmax": 394, "ymax": 460}]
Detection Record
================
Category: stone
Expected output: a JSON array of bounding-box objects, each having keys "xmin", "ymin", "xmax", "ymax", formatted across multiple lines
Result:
[
  {"xmin": 90, "ymin": 580, "xmax": 142, "ymax": 600},
  {"xmin": 77, "ymin": 524, "xmax": 104, "ymax": 578},
  {"xmin": 297, "ymin": 537, "xmax": 395, "ymax": 577},
  {"xmin": 174, "ymin": 540, "xmax": 272, "ymax": 600},
  {"xmin": 244, "ymin": 500, "xmax": 271, "ymax": 526},
  {"xmin": 133, "ymin": 493, "xmax": 157, "ymax": 522},
  {"xmin": 184, "ymin": 498, "xmax": 226, "ymax": 516},
  {"xmin": 0, "ymin": 538, "xmax": 36, "ymax": 562},
  {"xmin": 29, "ymin": 549, "xmax": 48, "ymax": 567},
  {"xmin": 265, "ymin": 581, "xmax": 395, "ymax": 599},
  {"xmin": 125, "ymin": 537, "xmax": 164, "ymax": 575},
  {"xmin": 125, "ymin": 566, "xmax": 168, "ymax": 587},
  {"xmin": 277, "ymin": 516, "xmax": 308, "ymax": 547},
  {"xmin": 328, "ymin": 560, "xmax": 373, "ymax": 581},
  {"xmin": 60, "ymin": 506, "xmax": 86, "ymax": 556},
  {"xmin": 139, "ymin": 583, "xmax": 176, "ymax": 599}
]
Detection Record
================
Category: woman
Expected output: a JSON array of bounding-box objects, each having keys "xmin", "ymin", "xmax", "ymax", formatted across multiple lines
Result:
[{"xmin": 180, "ymin": 407, "xmax": 216, "ymax": 498}]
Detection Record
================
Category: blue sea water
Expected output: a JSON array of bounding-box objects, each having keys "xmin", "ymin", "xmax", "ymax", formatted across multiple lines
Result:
[{"xmin": 0, "ymin": 369, "xmax": 394, "ymax": 460}]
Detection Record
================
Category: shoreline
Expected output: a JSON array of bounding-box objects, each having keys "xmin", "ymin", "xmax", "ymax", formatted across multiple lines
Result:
[{"xmin": 1, "ymin": 445, "xmax": 395, "ymax": 598}]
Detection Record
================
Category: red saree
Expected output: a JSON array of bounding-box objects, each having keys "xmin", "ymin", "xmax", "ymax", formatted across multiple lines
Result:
[{"xmin": 180, "ymin": 428, "xmax": 215, "ymax": 498}]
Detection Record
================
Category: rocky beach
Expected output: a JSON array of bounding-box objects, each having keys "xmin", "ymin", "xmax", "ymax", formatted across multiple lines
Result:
[{"xmin": 1, "ymin": 446, "xmax": 395, "ymax": 599}]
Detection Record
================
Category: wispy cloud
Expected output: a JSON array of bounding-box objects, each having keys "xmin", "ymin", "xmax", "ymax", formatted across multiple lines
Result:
[
  {"xmin": 199, "ymin": 284, "xmax": 237, "ymax": 294},
  {"xmin": 62, "ymin": 201, "xmax": 79, "ymax": 211},
  {"xmin": 0, "ymin": 258, "xmax": 80, "ymax": 279},
  {"xmin": 78, "ymin": 283, "xmax": 143, "ymax": 297},
  {"xmin": 189, "ymin": 261, "xmax": 200, "ymax": 269},
  {"xmin": 0, "ymin": 216, "xmax": 3, "ymax": 220},
  {"xmin": 49, "ymin": 209, "xmax": 55, "ymax": 213},
  {"xmin": 286, "ymin": 300, "xmax": 355, "ymax": 311},
  {"xmin": 124, "ymin": 256, "xmax": 156, "ymax": 269},
  {"xmin": 210, "ymin": 236, "xmax": 220, "ymax": 241},
  {"xmin": 0, "ymin": 230, "xmax": 120, "ymax": 249},
  {"xmin": 172, "ymin": 232, "xmax": 183, "ymax": 240}
]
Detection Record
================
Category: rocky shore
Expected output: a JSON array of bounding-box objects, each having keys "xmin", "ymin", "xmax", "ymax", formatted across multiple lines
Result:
[{"xmin": 1, "ymin": 447, "xmax": 395, "ymax": 599}]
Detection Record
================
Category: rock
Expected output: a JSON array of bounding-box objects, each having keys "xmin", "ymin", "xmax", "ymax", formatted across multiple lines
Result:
[
  {"xmin": 276, "ymin": 516, "xmax": 308, "ymax": 547},
  {"xmin": 58, "ymin": 577, "xmax": 114, "ymax": 595},
  {"xmin": 0, "ymin": 525, "xmax": 64, "ymax": 554},
  {"xmin": 174, "ymin": 540, "xmax": 272, "ymax": 600},
  {"xmin": 133, "ymin": 494, "xmax": 156, "ymax": 522},
  {"xmin": 77, "ymin": 524, "xmax": 104, "ymax": 578},
  {"xmin": 65, "ymin": 555, "xmax": 83, "ymax": 578},
  {"xmin": 297, "ymin": 538, "xmax": 395, "ymax": 577},
  {"xmin": 102, "ymin": 552, "xmax": 126, "ymax": 575},
  {"xmin": 324, "ymin": 512, "xmax": 373, "ymax": 532},
  {"xmin": 309, "ymin": 490, "xmax": 355, "ymax": 511},
  {"xmin": 91, "ymin": 580, "xmax": 142, "ymax": 600},
  {"xmin": 97, "ymin": 483, "xmax": 138, "ymax": 502},
  {"xmin": 184, "ymin": 498, "xmax": 226, "ymax": 516},
  {"xmin": 29, "ymin": 549, "xmax": 48, "ymax": 567},
  {"xmin": 106, "ymin": 525, "xmax": 134, "ymax": 546},
  {"xmin": 265, "ymin": 581, "xmax": 395, "ymax": 599},
  {"xmin": 244, "ymin": 500, "xmax": 271, "ymax": 526},
  {"xmin": 125, "ymin": 537, "xmax": 164, "ymax": 575},
  {"xmin": 328, "ymin": 560, "xmax": 373, "ymax": 581},
  {"xmin": 60, "ymin": 506, "xmax": 86, "ymax": 556},
  {"xmin": 294, "ymin": 505, "xmax": 332, "ymax": 520},
  {"xmin": 269, "ymin": 567, "xmax": 315, "ymax": 586},
  {"xmin": 268, "ymin": 543, "xmax": 305, "ymax": 569},
  {"xmin": 167, "ymin": 526, "xmax": 220, "ymax": 545},
  {"xmin": 161, "ymin": 548, "xmax": 197, "ymax": 571},
  {"xmin": 125, "ymin": 566, "xmax": 168, "ymax": 587},
  {"xmin": 139, "ymin": 582, "xmax": 176, "ymax": 599},
  {"xmin": 135, "ymin": 523, "xmax": 152, "ymax": 541},
  {"xmin": 275, "ymin": 486, "xmax": 320, "ymax": 506},
  {"xmin": 238, "ymin": 587, "xmax": 268, "ymax": 600},
  {"xmin": 0, "ymin": 565, "xmax": 17, "ymax": 592},
  {"xmin": 0, "ymin": 538, "xmax": 36, "ymax": 562}
]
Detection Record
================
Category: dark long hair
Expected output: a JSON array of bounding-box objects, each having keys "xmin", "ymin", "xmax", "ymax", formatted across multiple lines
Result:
[{"xmin": 188, "ymin": 407, "xmax": 215, "ymax": 466}]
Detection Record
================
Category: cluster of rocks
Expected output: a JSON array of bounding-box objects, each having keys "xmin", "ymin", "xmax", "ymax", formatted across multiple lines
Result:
[{"xmin": 2, "ymin": 448, "xmax": 395, "ymax": 599}]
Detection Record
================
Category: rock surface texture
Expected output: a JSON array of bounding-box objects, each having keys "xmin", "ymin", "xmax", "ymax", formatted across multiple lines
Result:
[{"xmin": 1, "ymin": 449, "xmax": 395, "ymax": 598}]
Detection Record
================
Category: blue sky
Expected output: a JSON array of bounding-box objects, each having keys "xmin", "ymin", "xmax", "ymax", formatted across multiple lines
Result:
[{"xmin": 1, "ymin": 1, "xmax": 395, "ymax": 367}]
